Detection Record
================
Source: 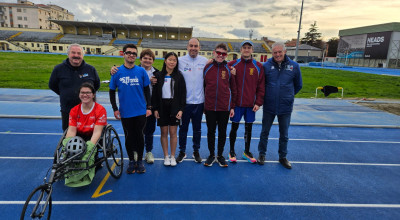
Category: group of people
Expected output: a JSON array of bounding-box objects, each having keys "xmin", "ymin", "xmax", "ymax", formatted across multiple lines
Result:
[{"xmin": 49, "ymin": 38, "xmax": 303, "ymax": 177}]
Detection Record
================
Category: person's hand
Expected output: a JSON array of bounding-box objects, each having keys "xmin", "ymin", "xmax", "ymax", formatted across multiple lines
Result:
[
  {"xmin": 146, "ymin": 109, "xmax": 152, "ymax": 117},
  {"xmin": 62, "ymin": 137, "xmax": 72, "ymax": 146},
  {"xmin": 230, "ymin": 66, "xmax": 236, "ymax": 75},
  {"xmin": 229, "ymin": 109, "xmax": 235, "ymax": 118},
  {"xmin": 110, "ymin": 65, "xmax": 119, "ymax": 75},
  {"xmin": 176, "ymin": 111, "xmax": 183, "ymax": 120},
  {"xmin": 154, "ymin": 110, "xmax": 160, "ymax": 119},
  {"xmin": 253, "ymin": 105, "xmax": 260, "ymax": 112},
  {"xmin": 150, "ymin": 76, "xmax": 157, "ymax": 85},
  {"xmin": 114, "ymin": 110, "xmax": 121, "ymax": 120}
]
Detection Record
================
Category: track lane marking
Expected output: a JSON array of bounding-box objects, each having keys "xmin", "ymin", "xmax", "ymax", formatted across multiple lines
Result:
[{"xmin": 91, "ymin": 159, "xmax": 119, "ymax": 198}]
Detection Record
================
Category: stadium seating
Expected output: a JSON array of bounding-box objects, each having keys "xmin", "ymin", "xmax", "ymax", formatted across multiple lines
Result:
[
  {"xmin": 0, "ymin": 30, "xmax": 23, "ymax": 40},
  {"xmin": 12, "ymin": 31, "xmax": 59, "ymax": 43},
  {"xmin": 58, "ymin": 34, "xmax": 110, "ymax": 45}
]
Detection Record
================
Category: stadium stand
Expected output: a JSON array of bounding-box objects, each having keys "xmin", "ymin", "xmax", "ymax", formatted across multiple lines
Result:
[
  {"xmin": 12, "ymin": 32, "xmax": 59, "ymax": 43},
  {"xmin": 58, "ymin": 34, "xmax": 111, "ymax": 46},
  {"xmin": 0, "ymin": 30, "xmax": 21, "ymax": 40}
]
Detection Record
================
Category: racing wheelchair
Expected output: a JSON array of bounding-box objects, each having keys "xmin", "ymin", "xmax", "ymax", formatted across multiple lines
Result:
[{"xmin": 20, "ymin": 124, "xmax": 123, "ymax": 220}]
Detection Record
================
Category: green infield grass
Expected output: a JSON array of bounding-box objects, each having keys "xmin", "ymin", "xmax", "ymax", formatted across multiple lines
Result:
[{"xmin": 0, "ymin": 52, "xmax": 399, "ymax": 99}]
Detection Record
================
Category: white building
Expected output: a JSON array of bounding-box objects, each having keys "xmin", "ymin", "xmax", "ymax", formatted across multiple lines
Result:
[{"xmin": 0, "ymin": 0, "xmax": 74, "ymax": 30}]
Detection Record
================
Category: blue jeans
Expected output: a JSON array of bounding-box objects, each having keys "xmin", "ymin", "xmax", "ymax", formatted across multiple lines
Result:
[
  {"xmin": 144, "ymin": 114, "xmax": 156, "ymax": 152},
  {"xmin": 179, "ymin": 103, "xmax": 204, "ymax": 152},
  {"xmin": 258, "ymin": 112, "xmax": 291, "ymax": 159}
]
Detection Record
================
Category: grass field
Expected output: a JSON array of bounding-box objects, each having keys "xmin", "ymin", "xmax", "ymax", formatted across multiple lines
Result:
[{"xmin": 1, "ymin": 51, "xmax": 399, "ymax": 99}]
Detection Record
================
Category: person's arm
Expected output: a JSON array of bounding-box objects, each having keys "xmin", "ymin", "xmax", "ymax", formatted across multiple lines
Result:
[
  {"xmin": 144, "ymin": 85, "xmax": 152, "ymax": 117},
  {"xmin": 65, "ymin": 126, "xmax": 77, "ymax": 138},
  {"xmin": 109, "ymin": 89, "xmax": 120, "ymax": 120},
  {"xmin": 93, "ymin": 67, "xmax": 100, "ymax": 91},
  {"xmin": 254, "ymin": 64, "xmax": 265, "ymax": 108},
  {"xmin": 90, "ymin": 125, "xmax": 104, "ymax": 144},
  {"xmin": 48, "ymin": 68, "xmax": 60, "ymax": 95},
  {"xmin": 294, "ymin": 64, "xmax": 303, "ymax": 95}
]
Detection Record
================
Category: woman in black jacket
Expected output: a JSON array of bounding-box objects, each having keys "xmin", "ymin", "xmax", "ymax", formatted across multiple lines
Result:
[{"xmin": 152, "ymin": 52, "xmax": 186, "ymax": 166}]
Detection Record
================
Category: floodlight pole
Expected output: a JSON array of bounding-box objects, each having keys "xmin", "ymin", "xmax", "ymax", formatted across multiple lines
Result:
[{"xmin": 294, "ymin": 0, "xmax": 304, "ymax": 62}]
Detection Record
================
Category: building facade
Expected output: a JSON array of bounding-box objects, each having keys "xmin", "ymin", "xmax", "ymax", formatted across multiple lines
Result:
[{"xmin": 0, "ymin": 0, "xmax": 73, "ymax": 29}]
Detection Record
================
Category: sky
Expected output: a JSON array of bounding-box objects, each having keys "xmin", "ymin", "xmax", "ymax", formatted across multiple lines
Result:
[{"xmin": 2, "ymin": 0, "xmax": 400, "ymax": 42}]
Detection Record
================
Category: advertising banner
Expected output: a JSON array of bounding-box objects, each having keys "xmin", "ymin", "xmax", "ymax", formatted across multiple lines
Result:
[{"xmin": 364, "ymin": 31, "xmax": 392, "ymax": 59}]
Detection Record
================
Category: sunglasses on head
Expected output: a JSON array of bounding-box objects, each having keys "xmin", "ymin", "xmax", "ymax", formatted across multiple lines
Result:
[
  {"xmin": 124, "ymin": 51, "xmax": 137, "ymax": 56},
  {"xmin": 215, "ymin": 51, "xmax": 227, "ymax": 57}
]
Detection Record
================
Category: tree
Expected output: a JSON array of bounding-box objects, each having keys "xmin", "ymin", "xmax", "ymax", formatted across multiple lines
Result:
[
  {"xmin": 300, "ymin": 21, "xmax": 323, "ymax": 48},
  {"xmin": 326, "ymin": 37, "xmax": 339, "ymax": 57}
]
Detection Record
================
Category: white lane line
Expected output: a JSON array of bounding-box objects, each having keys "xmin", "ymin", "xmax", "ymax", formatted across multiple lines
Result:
[
  {"xmin": 1, "ymin": 132, "xmax": 399, "ymax": 144},
  {"xmin": 2, "ymin": 200, "xmax": 400, "ymax": 208},
  {"xmin": 1, "ymin": 157, "xmax": 399, "ymax": 166}
]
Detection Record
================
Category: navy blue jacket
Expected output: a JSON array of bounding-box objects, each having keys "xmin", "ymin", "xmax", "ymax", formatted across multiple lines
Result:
[
  {"xmin": 49, "ymin": 58, "xmax": 100, "ymax": 112},
  {"xmin": 263, "ymin": 55, "xmax": 302, "ymax": 114}
]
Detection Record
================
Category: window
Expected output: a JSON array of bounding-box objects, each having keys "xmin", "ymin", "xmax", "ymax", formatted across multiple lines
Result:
[
  {"xmin": 24, "ymin": 17, "xmax": 27, "ymax": 21},
  {"xmin": 53, "ymin": 46, "xmax": 57, "ymax": 51},
  {"xmin": 178, "ymin": 52, "xmax": 180, "ymax": 56},
  {"xmin": 184, "ymin": 52, "xmax": 186, "ymax": 55},
  {"xmin": 17, "ymin": 16, "xmax": 22, "ymax": 20},
  {"xmin": 146, "ymin": 33, "xmax": 151, "ymax": 37},
  {"xmin": 171, "ymin": 35, "xmax": 175, "ymax": 39},
  {"xmin": 23, "ymin": 9, "xmax": 26, "ymax": 13},
  {"xmin": 158, "ymin": 34, "xmax": 163, "ymax": 38},
  {"xmin": 253, "ymin": 54, "xmax": 257, "ymax": 57},
  {"xmin": 59, "ymin": 46, "xmax": 63, "ymax": 51},
  {"xmin": 32, "ymin": 43, "xmax": 34, "ymax": 47},
  {"xmin": 24, "ymin": 25, "xmax": 28, "ymax": 28},
  {"xmin": 155, "ymin": 51, "xmax": 158, "ymax": 56},
  {"xmin": 17, "ymin": 8, "xmax": 21, "ymax": 12},
  {"xmin": 207, "ymin": 52, "xmax": 211, "ymax": 56},
  {"xmin": 37, "ymin": 43, "xmax": 40, "ymax": 47}
]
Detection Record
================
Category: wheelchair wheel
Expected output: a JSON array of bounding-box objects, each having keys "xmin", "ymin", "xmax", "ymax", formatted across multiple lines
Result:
[
  {"xmin": 20, "ymin": 184, "xmax": 52, "ymax": 220},
  {"xmin": 103, "ymin": 125, "xmax": 123, "ymax": 179}
]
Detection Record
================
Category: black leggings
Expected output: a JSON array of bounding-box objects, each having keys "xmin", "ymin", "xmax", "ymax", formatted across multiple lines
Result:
[
  {"xmin": 205, "ymin": 111, "xmax": 230, "ymax": 156},
  {"xmin": 121, "ymin": 115, "xmax": 146, "ymax": 161}
]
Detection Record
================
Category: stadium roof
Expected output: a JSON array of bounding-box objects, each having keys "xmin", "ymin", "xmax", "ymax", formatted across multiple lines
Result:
[
  {"xmin": 49, "ymin": 20, "xmax": 193, "ymax": 33},
  {"xmin": 339, "ymin": 22, "xmax": 400, "ymax": 36}
]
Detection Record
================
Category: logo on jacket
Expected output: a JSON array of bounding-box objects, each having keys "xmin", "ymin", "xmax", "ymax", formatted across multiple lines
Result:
[
  {"xmin": 221, "ymin": 71, "xmax": 226, "ymax": 79},
  {"xmin": 286, "ymin": 65, "xmax": 294, "ymax": 71},
  {"xmin": 271, "ymin": 66, "xmax": 275, "ymax": 70},
  {"xmin": 79, "ymin": 73, "xmax": 89, "ymax": 78},
  {"xmin": 249, "ymin": 68, "xmax": 254, "ymax": 75}
]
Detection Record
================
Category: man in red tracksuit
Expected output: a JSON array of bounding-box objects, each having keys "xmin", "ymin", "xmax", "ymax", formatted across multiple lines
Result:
[
  {"xmin": 203, "ymin": 43, "xmax": 237, "ymax": 167},
  {"xmin": 228, "ymin": 40, "xmax": 265, "ymax": 164}
]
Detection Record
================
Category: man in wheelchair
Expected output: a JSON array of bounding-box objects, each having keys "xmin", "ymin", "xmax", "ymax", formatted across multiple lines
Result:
[{"xmin": 61, "ymin": 82, "xmax": 107, "ymax": 187}]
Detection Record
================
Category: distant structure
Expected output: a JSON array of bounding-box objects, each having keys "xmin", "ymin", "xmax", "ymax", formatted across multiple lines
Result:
[
  {"xmin": 337, "ymin": 22, "xmax": 400, "ymax": 69},
  {"xmin": 0, "ymin": 20, "xmax": 272, "ymax": 62},
  {"xmin": 0, "ymin": 0, "xmax": 74, "ymax": 30},
  {"xmin": 286, "ymin": 44, "xmax": 322, "ymax": 63}
]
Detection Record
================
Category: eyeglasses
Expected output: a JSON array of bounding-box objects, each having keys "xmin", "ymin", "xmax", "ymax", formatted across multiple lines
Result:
[
  {"xmin": 80, "ymin": 91, "xmax": 93, "ymax": 95},
  {"xmin": 124, "ymin": 51, "xmax": 138, "ymax": 57},
  {"xmin": 215, "ymin": 51, "xmax": 227, "ymax": 57}
]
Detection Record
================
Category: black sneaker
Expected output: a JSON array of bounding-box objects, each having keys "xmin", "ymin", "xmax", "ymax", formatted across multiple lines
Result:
[
  {"xmin": 258, "ymin": 155, "xmax": 265, "ymax": 165},
  {"xmin": 126, "ymin": 160, "xmax": 136, "ymax": 174},
  {"xmin": 176, "ymin": 151, "xmax": 186, "ymax": 163},
  {"xmin": 216, "ymin": 156, "xmax": 228, "ymax": 167},
  {"xmin": 204, "ymin": 155, "xmax": 215, "ymax": 167},
  {"xmin": 136, "ymin": 160, "xmax": 146, "ymax": 173},
  {"xmin": 193, "ymin": 151, "xmax": 202, "ymax": 163}
]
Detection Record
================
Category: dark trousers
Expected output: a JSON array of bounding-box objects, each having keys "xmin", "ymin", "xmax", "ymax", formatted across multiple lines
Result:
[
  {"xmin": 144, "ymin": 114, "xmax": 156, "ymax": 152},
  {"xmin": 121, "ymin": 115, "xmax": 146, "ymax": 161},
  {"xmin": 61, "ymin": 110, "xmax": 70, "ymax": 131},
  {"xmin": 178, "ymin": 103, "xmax": 204, "ymax": 152},
  {"xmin": 205, "ymin": 111, "xmax": 230, "ymax": 156}
]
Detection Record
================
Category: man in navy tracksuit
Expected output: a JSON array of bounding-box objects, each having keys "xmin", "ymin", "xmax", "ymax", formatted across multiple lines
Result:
[
  {"xmin": 257, "ymin": 42, "xmax": 303, "ymax": 169},
  {"xmin": 49, "ymin": 44, "xmax": 100, "ymax": 131}
]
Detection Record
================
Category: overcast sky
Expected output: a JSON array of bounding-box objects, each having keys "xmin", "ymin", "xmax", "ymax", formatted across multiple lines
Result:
[{"xmin": 3, "ymin": 0, "xmax": 399, "ymax": 42}]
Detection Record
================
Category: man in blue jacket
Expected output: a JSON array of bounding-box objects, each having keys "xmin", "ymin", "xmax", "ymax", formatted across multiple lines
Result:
[
  {"xmin": 49, "ymin": 44, "xmax": 100, "ymax": 131},
  {"xmin": 257, "ymin": 42, "xmax": 302, "ymax": 169}
]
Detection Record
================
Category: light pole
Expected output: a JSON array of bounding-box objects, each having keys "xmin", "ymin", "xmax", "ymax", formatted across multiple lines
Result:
[{"xmin": 294, "ymin": 0, "xmax": 304, "ymax": 62}]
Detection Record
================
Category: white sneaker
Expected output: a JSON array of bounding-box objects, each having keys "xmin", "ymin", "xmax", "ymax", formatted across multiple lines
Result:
[
  {"xmin": 164, "ymin": 155, "xmax": 171, "ymax": 166},
  {"xmin": 145, "ymin": 152, "xmax": 154, "ymax": 164},
  {"xmin": 170, "ymin": 156, "xmax": 177, "ymax": 166}
]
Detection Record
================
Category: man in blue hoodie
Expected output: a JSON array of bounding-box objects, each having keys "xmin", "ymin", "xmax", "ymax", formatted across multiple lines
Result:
[
  {"xmin": 49, "ymin": 44, "xmax": 100, "ymax": 131},
  {"xmin": 257, "ymin": 42, "xmax": 302, "ymax": 169}
]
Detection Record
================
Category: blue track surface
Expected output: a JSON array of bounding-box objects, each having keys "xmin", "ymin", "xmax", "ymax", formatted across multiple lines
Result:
[{"xmin": 1, "ymin": 89, "xmax": 400, "ymax": 219}]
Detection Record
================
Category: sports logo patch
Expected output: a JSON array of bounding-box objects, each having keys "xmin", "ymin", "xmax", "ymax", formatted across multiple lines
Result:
[
  {"xmin": 286, "ymin": 65, "xmax": 294, "ymax": 71},
  {"xmin": 221, "ymin": 71, "xmax": 226, "ymax": 79},
  {"xmin": 249, "ymin": 68, "xmax": 254, "ymax": 75}
]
